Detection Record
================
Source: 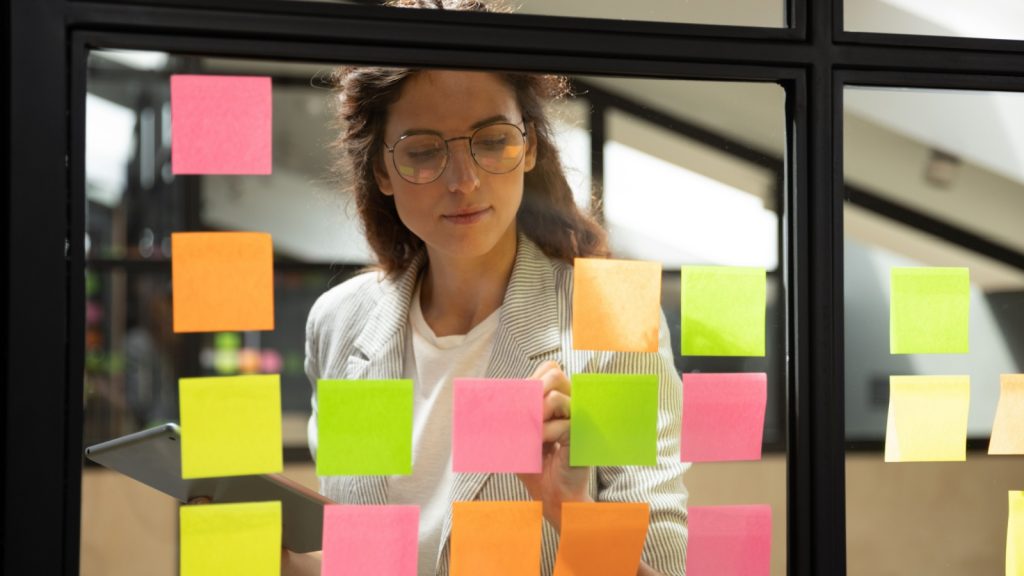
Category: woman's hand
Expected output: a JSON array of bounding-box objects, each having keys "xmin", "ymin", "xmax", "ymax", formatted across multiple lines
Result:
[{"xmin": 516, "ymin": 360, "xmax": 592, "ymax": 531}]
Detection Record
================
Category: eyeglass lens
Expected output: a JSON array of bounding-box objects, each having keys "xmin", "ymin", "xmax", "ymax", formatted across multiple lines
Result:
[{"xmin": 392, "ymin": 123, "xmax": 525, "ymax": 184}]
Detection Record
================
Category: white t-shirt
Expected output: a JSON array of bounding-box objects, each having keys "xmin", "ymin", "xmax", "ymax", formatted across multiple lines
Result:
[{"xmin": 388, "ymin": 284, "xmax": 500, "ymax": 576}]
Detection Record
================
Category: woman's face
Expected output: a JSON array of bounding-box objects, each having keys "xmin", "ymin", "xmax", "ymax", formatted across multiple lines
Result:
[{"xmin": 374, "ymin": 70, "xmax": 536, "ymax": 262}]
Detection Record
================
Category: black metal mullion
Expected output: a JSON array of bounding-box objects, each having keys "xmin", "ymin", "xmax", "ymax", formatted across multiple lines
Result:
[
  {"xmin": 7, "ymin": 1, "xmax": 74, "ymax": 575},
  {"xmin": 587, "ymin": 98, "xmax": 606, "ymax": 225}
]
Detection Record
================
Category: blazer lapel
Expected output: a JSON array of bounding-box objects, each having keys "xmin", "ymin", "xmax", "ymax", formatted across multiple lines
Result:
[
  {"xmin": 435, "ymin": 235, "xmax": 563, "ymax": 571},
  {"xmin": 341, "ymin": 254, "xmax": 426, "ymax": 506}
]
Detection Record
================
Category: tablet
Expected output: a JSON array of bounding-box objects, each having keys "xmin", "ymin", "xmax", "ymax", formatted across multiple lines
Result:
[{"xmin": 85, "ymin": 423, "xmax": 332, "ymax": 553}]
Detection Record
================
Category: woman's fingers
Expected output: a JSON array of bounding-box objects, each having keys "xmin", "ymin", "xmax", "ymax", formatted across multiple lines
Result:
[
  {"xmin": 543, "ymin": 418, "xmax": 570, "ymax": 445},
  {"xmin": 530, "ymin": 360, "xmax": 560, "ymax": 380},
  {"xmin": 536, "ymin": 362, "xmax": 571, "ymax": 397},
  {"xmin": 543, "ymin": 390, "xmax": 571, "ymax": 421}
]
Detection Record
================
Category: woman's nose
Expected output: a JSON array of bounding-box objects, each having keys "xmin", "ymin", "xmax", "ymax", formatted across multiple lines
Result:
[{"xmin": 445, "ymin": 139, "xmax": 480, "ymax": 193}]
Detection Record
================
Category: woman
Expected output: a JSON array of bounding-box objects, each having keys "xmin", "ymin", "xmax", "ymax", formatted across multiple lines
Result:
[{"xmin": 301, "ymin": 4, "xmax": 688, "ymax": 575}]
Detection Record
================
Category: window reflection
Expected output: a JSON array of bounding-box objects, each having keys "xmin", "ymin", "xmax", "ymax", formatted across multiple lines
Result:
[
  {"xmin": 846, "ymin": 0, "xmax": 1024, "ymax": 41},
  {"xmin": 843, "ymin": 85, "xmax": 1024, "ymax": 576}
]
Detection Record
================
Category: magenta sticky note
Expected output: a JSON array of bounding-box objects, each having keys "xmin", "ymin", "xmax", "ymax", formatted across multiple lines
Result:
[
  {"xmin": 452, "ymin": 378, "xmax": 543, "ymax": 473},
  {"xmin": 687, "ymin": 505, "xmax": 772, "ymax": 576},
  {"xmin": 171, "ymin": 74, "xmax": 272, "ymax": 175},
  {"xmin": 681, "ymin": 373, "xmax": 767, "ymax": 462},
  {"xmin": 321, "ymin": 505, "xmax": 419, "ymax": 576}
]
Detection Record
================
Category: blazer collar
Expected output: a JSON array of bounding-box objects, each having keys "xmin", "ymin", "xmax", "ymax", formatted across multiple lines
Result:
[{"xmin": 349, "ymin": 233, "xmax": 562, "ymax": 372}]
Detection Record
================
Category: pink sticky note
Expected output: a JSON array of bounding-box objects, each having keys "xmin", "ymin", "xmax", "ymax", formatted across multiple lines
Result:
[
  {"xmin": 687, "ymin": 505, "xmax": 772, "ymax": 576},
  {"xmin": 171, "ymin": 74, "xmax": 272, "ymax": 175},
  {"xmin": 452, "ymin": 378, "xmax": 543, "ymax": 473},
  {"xmin": 681, "ymin": 373, "xmax": 767, "ymax": 462},
  {"xmin": 322, "ymin": 505, "xmax": 419, "ymax": 576}
]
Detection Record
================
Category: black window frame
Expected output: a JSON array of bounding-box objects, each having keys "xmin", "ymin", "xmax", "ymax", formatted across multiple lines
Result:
[{"xmin": 7, "ymin": 0, "xmax": 1024, "ymax": 574}]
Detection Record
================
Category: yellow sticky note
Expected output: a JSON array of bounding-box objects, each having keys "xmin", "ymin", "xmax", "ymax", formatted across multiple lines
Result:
[
  {"xmin": 990, "ymin": 375, "xmax": 1024, "ymax": 455},
  {"xmin": 180, "ymin": 374, "xmax": 283, "ymax": 479},
  {"xmin": 572, "ymin": 258, "xmax": 662, "ymax": 353},
  {"xmin": 180, "ymin": 501, "xmax": 280, "ymax": 576},
  {"xmin": 885, "ymin": 375, "xmax": 969, "ymax": 463},
  {"xmin": 1010, "ymin": 491, "xmax": 1024, "ymax": 576}
]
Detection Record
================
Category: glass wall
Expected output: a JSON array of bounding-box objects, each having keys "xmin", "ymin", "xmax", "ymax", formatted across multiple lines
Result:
[
  {"xmin": 845, "ymin": 0, "xmax": 1024, "ymax": 41},
  {"xmin": 82, "ymin": 48, "xmax": 789, "ymax": 574},
  {"xmin": 308, "ymin": 0, "xmax": 787, "ymax": 28},
  {"xmin": 843, "ymin": 85, "xmax": 1024, "ymax": 575}
]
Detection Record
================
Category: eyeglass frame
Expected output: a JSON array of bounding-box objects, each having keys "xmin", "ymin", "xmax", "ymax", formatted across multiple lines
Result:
[{"xmin": 381, "ymin": 120, "xmax": 530, "ymax": 184}]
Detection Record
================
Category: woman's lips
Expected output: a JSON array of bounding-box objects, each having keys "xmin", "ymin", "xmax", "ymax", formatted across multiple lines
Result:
[{"xmin": 442, "ymin": 206, "xmax": 491, "ymax": 225}]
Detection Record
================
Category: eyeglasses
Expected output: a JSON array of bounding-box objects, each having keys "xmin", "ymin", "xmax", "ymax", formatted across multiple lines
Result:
[{"xmin": 383, "ymin": 121, "xmax": 529, "ymax": 184}]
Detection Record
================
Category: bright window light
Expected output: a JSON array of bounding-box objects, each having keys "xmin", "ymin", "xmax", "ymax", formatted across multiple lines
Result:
[{"xmin": 604, "ymin": 141, "xmax": 778, "ymax": 269}]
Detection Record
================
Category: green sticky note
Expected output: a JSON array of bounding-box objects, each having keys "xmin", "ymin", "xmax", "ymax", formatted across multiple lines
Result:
[
  {"xmin": 180, "ymin": 501, "xmax": 281, "ymax": 576},
  {"xmin": 681, "ymin": 266, "xmax": 766, "ymax": 357},
  {"xmin": 570, "ymin": 373, "xmax": 658, "ymax": 466},
  {"xmin": 890, "ymin": 267, "xmax": 969, "ymax": 354},
  {"xmin": 179, "ymin": 374, "xmax": 283, "ymax": 479},
  {"xmin": 317, "ymin": 379, "xmax": 413, "ymax": 476}
]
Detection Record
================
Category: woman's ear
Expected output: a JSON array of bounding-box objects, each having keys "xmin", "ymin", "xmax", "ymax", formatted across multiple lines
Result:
[
  {"xmin": 373, "ymin": 154, "xmax": 395, "ymax": 196},
  {"xmin": 523, "ymin": 122, "xmax": 538, "ymax": 173}
]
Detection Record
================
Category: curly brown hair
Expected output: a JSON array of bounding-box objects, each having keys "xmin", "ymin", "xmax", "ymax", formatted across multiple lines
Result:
[{"xmin": 328, "ymin": 0, "xmax": 609, "ymax": 274}]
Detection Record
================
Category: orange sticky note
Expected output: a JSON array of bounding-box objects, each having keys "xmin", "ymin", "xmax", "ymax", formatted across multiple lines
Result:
[
  {"xmin": 990, "ymin": 374, "xmax": 1024, "ymax": 455},
  {"xmin": 172, "ymin": 232, "xmax": 274, "ymax": 333},
  {"xmin": 553, "ymin": 502, "xmax": 650, "ymax": 576},
  {"xmin": 573, "ymin": 258, "xmax": 661, "ymax": 353},
  {"xmin": 450, "ymin": 501, "xmax": 542, "ymax": 576}
]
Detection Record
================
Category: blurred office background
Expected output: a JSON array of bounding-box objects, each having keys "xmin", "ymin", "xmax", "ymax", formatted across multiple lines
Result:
[{"xmin": 80, "ymin": 1, "xmax": 1023, "ymax": 575}]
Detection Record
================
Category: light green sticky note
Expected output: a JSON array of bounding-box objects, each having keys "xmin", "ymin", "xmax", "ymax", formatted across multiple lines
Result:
[
  {"xmin": 317, "ymin": 379, "xmax": 413, "ymax": 476},
  {"xmin": 680, "ymin": 266, "xmax": 766, "ymax": 357},
  {"xmin": 890, "ymin": 267, "xmax": 969, "ymax": 354},
  {"xmin": 180, "ymin": 501, "xmax": 281, "ymax": 576},
  {"xmin": 570, "ymin": 373, "xmax": 658, "ymax": 466},
  {"xmin": 179, "ymin": 374, "xmax": 283, "ymax": 479}
]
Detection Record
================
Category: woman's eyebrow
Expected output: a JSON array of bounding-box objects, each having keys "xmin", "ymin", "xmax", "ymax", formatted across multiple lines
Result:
[
  {"xmin": 470, "ymin": 114, "xmax": 510, "ymax": 129},
  {"xmin": 399, "ymin": 114, "xmax": 512, "ymax": 138}
]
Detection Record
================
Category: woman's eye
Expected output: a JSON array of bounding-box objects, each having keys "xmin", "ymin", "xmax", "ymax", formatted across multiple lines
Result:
[
  {"xmin": 476, "ymin": 136, "xmax": 508, "ymax": 151},
  {"xmin": 406, "ymin": 147, "xmax": 442, "ymax": 161}
]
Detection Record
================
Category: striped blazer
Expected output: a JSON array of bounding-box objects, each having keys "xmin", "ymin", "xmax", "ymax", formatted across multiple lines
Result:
[{"xmin": 305, "ymin": 234, "xmax": 689, "ymax": 576}]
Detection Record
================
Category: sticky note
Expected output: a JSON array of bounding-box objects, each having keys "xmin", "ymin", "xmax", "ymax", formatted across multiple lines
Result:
[
  {"xmin": 322, "ymin": 505, "xmax": 418, "ymax": 576},
  {"xmin": 990, "ymin": 375, "xmax": 1024, "ymax": 455},
  {"xmin": 1009, "ymin": 491, "xmax": 1024, "ymax": 576},
  {"xmin": 179, "ymin": 374, "xmax": 282, "ymax": 479},
  {"xmin": 451, "ymin": 501, "xmax": 542, "ymax": 576},
  {"xmin": 890, "ymin": 267, "xmax": 969, "ymax": 354},
  {"xmin": 317, "ymin": 379, "xmax": 413, "ymax": 476},
  {"xmin": 172, "ymin": 232, "xmax": 274, "ymax": 333},
  {"xmin": 687, "ymin": 505, "xmax": 772, "ymax": 576},
  {"xmin": 681, "ymin": 266, "xmax": 766, "ymax": 357},
  {"xmin": 452, "ymin": 378, "xmax": 543, "ymax": 473},
  {"xmin": 180, "ymin": 501, "xmax": 281, "ymax": 576},
  {"xmin": 171, "ymin": 74, "xmax": 272, "ymax": 175},
  {"xmin": 572, "ymin": 258, "xmax": 662, "ymax": 353},
  {"xmin": 885, "ymin": 375, "xmax": 970, "ymax": 462},
  {"xmin": 552, "ymin": 502, "xmax": 649, "ymax": 576},
  {"xmin": 681, "ymin": 373, "xmax": 767, "ymax": 462},
  {"xmin": 570, "ymin": 374, "xmax": 658, "ymax": 467}
]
